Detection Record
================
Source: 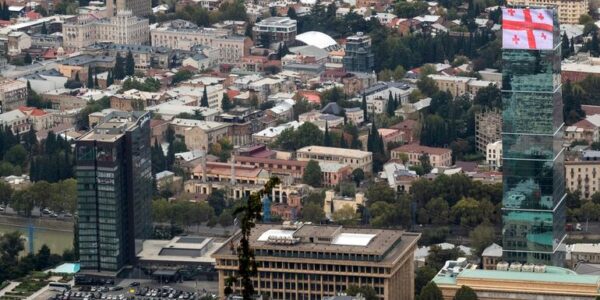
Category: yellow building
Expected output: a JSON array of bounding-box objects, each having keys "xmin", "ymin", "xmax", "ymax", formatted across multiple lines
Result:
[
  {"xmin": 507, "ymin": 0, "xmax": 588, "ymax": 24},
  {"xmin": 433, "ymin": 258, "xmax": 600, "ymax": 299},
  {"xmin": 296, "ymin": 146, "xmax": 373, "ymax": 174},
  {"xmin": 213, "ymin": 223, "xmax": 420, "ymax": 300}
]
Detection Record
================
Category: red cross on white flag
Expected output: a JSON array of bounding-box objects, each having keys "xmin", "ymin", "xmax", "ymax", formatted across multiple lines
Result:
[{"xmin": 502, "ymin": 8, "xmax": 554, "ymax": 50}]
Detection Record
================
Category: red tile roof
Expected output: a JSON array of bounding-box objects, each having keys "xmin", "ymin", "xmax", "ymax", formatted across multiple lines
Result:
[{"xmin": 582, "ymin": 105, "xmax": 600, "ymax": 116}]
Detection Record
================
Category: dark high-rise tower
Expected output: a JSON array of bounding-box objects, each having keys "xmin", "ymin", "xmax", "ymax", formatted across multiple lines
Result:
[
  {"xmin": 343, "ymin": 32, "xmax": 375, "ymax": 73},
  {"xmin": 76, "ymin": 111, "xmax": 153, "ymax": 275},
  {"xmin": 501, "ymin": 7, "xmax": 566, "ymax": 266}
]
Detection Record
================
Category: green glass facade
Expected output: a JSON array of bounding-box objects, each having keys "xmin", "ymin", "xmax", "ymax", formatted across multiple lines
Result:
[
  {"xmin": 501, "ymin": 10, "xmax": 566, "ymax": 266},
  {"xmin": 76, "ymin": 111, "xmax": 153, "ymax": 274}
]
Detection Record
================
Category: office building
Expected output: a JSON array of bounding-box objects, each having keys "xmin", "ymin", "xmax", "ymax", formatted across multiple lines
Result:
[
  {"xmin": 501, "ymin": 8, "xmax": 566, "ymax": 266},
  {"xmin": 75, "ymin": 111, "xmax": 153, "ymax": 275},
  {"xmin": 506, "ymin": 0, "xmax": 588, "ymax": 24},
  {"xmin": 106, "ymin": 0, "xmax": 151, "ymax": 17},
  {"xmin": 0, "ymin": 79, "xmax": 27, "ymax": 113},
  {"xmin": 252, "ymin": 17, "xmax": 297, "ymax": 46},
  {"xmin": 565, "ymin": 150, "xmax": 600, "ymax": 199},
  {"xmin": 343, "ymin": 32, "xmax": 374, "ymax": 72},
  {"xmin": 433, "ymin": 258, "xmax": 600, "ymax": 299},
  {"xmin": 390, "ymin": 143, "xmax": 452, "ymax": 168},
  {"xmin": 475, "ymin": 109, "xmax": 502, "ymax": 154},
  {"xmin": 296, "ymin": 145, "xmax": 373, "ymax": 173},
  {"xmin": 63, "ymin": 11, "xmax": 149, "ymax": 51},
  {"xmin": 213, "ymin": 223, "xmax": 420, "ymax": 300}
]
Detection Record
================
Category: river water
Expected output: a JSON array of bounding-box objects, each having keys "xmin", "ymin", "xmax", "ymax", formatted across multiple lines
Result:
[{"xmin": 0, "ymin": 223, "xmax": 74, "ymax": 255}]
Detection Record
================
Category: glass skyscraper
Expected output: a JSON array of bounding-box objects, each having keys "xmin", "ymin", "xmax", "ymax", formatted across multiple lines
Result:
[
  {"xmin": 501, "ymin": 9, "xmax": 566, "ymax": 266},
  {"xmin": 76, "ymin": 111, "xmax": 153, "ymax": 275}
]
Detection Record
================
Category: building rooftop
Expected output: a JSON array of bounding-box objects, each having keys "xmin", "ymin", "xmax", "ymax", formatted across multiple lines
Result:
[
  {"xmin": 392, "ymin": 143, "xmax": 451, "ymax": 156},
  {"xmin": 297, "ymin": 145, "xmax": 371, "ymax": 159},
  {"xmin": 138, "ymin": 236, "xmax": 222, "ymax": 264},
  {"xmin": 170, "ymin": 118, "xmax": 229, "ymax": 131},
  {"xmin": 255, "ymin": 16, "xmax": 297, "ymax": 27},
  {"xmin": 79, "ymin": 111, "xmax": 149, "ymax": 142},
  {"xmin": 295, "ymin": 31, "xmax": 338, "ymax": 50},
  {"xmin": 214, "ymin": 223, "xmax": 419, "ymax": 264}
]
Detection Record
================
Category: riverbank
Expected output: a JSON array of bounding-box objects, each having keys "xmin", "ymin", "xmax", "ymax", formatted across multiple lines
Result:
[{"xmin": 0, "ymin": 214, "xmax": 73, "ymax": 232}]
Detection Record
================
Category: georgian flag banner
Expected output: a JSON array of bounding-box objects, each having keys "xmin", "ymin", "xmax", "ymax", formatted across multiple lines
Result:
[{"xmin": 502, "ymin": 8, "xmax": 554, "ymax": 50}]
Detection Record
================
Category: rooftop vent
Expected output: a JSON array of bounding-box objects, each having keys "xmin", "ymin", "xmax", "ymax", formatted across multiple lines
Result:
[
  {"xmin": 496, "ymin": 261, "xmax": 509, "ymax": 271},
  {"xmin": 522, "ymin": 263, "xmax": 535, "ymax": 272},
  {"xmin": 509, "ymin": 262, "xmax": 522, "ymax": 272},
  {"xmin": 534, "ymin": 264, "xmax": 546, "ymax": 273}
]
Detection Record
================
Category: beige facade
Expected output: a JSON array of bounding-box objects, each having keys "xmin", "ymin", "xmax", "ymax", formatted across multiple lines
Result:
[
  {"xmin": 151, "ymin": 20, "xmax": 251, "ymax": 64},
  {"xmin": 213, "ymin": 223, "xmax": 419, "ymax": 300},
  {"xmin": 475, "ymin": 109, "xmax": 502, "ymax": 154},
  {"xmin": 296, "ymin": 146, "xmax": 373, "ymax": 173},
  {"xmin": 428, "ymin": 74, "xmax": 495, "ymax": 98},
  {"xmin": 507, "ymin": 0, "xmax": 588, "ymax": 24},
  {"xmin": 63, "ymin": 11, "xmax": 149, "ymax": 51},
  {"xmin": 323, "ymin": 190, "xmax": 365, "ymax": 217},
  {"xmin": 486, "ymin": 140, "xmax": 502, "ymax": 171},
  {"xmin": 169, "ymin": 118, "xmax": 230, "ymax": 151},
  {"xmin": 0, "ymin": 79, "xmax": 27, "ymax": 113},
  {"xmin": 390, "ymin": 144, "xmax": 452, "ymax": 168},
  {"xmin": 565, "ymin": 152, "xmax": 600, "ymax": 198},
  {"xmin": 106, "ymin": 0, "xmax": 151, "ymax": 17}
]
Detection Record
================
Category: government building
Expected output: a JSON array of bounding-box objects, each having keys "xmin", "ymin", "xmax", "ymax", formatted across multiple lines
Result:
[{"xmin": 213, "ymin": 223, "xmax": 419, "ymax": 300}]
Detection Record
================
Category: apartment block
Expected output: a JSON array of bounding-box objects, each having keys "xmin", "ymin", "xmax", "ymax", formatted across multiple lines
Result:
[
  {"xmin": 63, "ymin": 11, "xmax": 149, "ymax": 51},
  {"xmin": 0, "ymin": 79, "xmax": 27, "ymax": 113},
  {"xmin": 565, "ymin": 150, "xmax": 600, "ymax": 199},
  {"xmin": 252, "ymin": 17, "xmax": 297, "ymax": 45},
  {"xmin": 169, "ymin": 118, "xmax": 230, "ymax": 151},
  {"xmin": 390, "ymin": 143, "xmax": 452, "ymax": 168},
  {"xmin": 213, "ymin": 223, "xmax": 419, "ymax": 300},
  {"xmin": 296, "ymin": 146, "xmax": 373, "ymax": 174},
  {"xmin": 507, "ymin": 0, "xmax": 588, "ymax": 24},
  {"xmin": 475, "ymin": 109, "xmax": 502, "ymax": 154}
]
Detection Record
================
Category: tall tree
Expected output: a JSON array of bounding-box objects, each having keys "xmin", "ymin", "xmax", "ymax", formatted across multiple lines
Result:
[
  {"xmin": 386, "ymin": 91, "xmax": 395, "ymax": 116},
  {"xmin": 221, "ymin": 93, "xmax": 232, "ymax": 111},
  {"xmin": 453, "ymin": 285, "xmax": 478, "ymax": 300},
  {"xmin": 125, "ymin": 50, "xmax": 135, "ymax": 76},
  {"xmin": 323, "ymin": 122, "xmax": 332, "ymax": 146},
  {"xmin": 225, "ymin": 177, "xmax": 281, "ymax": 299},
  {"xmin": 87, "ymin": 67, "xmax": 94, "ymax": 89},
  {"xmin": 201, "ymin": 86, "xmax": 209, "ymax": 107},
  {"xmin": 562, "ymin": 32, "xmax": 570, "ymax": 59},
  {"xmin": 113, "ymin": 53, "xmax": 125, "ymax": 80},
  {"xmin": 302, "ymin": 160, "xmax": 322, "ymax": 187},
  {"xmin": 361, "ymin": 92, "xmax": 368, "ymax": 121},
  {"xmin": 419, "ymin": 282, "xmax": 443, "ymax": 300}
]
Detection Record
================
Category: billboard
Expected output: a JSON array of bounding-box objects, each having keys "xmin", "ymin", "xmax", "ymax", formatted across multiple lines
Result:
[{"xmin": 502, "ymin": 8, "xmax": 554, "ymax": 50}]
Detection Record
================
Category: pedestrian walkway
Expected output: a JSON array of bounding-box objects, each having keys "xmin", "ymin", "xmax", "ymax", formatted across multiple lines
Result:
[{"xmin": 0, "ymin": 281, "xmax": 21, "ymax": 297}]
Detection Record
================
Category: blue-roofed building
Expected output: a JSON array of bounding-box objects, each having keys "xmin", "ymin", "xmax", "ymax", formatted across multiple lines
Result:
[{"xmin": 432, "ymin": 257, "xmax": 600, "ymax": 299}]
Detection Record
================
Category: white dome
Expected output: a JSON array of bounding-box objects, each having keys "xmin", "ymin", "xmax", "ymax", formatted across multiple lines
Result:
[{"xmin": 296, "ymin": 31, "xmax": 338, "ymax": 50}]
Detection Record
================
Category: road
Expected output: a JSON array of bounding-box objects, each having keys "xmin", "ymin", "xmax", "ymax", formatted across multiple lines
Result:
[{"xmin": 0, "ymin": 60, "xmax": 60, "ymax": 79}]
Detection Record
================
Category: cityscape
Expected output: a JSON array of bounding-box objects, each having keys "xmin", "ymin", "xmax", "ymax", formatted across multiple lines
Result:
[{"xmin": 1, "ymin": 0, "xmax": 600, "ymax": 299}]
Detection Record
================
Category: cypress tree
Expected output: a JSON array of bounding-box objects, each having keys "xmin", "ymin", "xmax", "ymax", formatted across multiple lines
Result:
[
  {"xmin": 340, "ymin": 133, "xmax": 348, "ymax": 148},
  {"xmin": 200, "ymin": 86, "xmax": 209, "ymax": 107},
  {"xmin": 87, "ymin": 67, "xmax": 94, "ymax": 89},
  {"xmin": 94, "ymin": 74, "xmax": 99, "ymax": 88},
  {"xmin": 114, "ymin": 53, "xmax": 125, "ymax": 80},
  {"xmin": 361, "ymin": 92, "xmax": 367, "ymax": 121},
  {"xmin": 386, "ymin": 91, "xmax": 395, "ymax": 116},
  {"xmin": 323, "ymin": 121, "xmax": 332, "ymax": 146},
  {"xmin": 74, "ymin": 71, "xmax": 80, "ymax": 82},
  {"xmin": 107, "ymin": 70, "xmax": 114, "ymax": 86},
  {"xmin": 41, "ymin": 22, "xmax": 47, "ymax": 34},
  {"xmin": 125, "ymin": 50, "xmax": 135, "ymax": 76}
]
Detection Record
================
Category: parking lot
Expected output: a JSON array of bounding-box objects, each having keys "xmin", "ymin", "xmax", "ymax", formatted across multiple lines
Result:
[{"xmin": 47, "ymin": 279, "xmax": 218, "ymax": 300}]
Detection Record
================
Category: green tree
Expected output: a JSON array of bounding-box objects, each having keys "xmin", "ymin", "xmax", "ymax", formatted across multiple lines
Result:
[
  {"xmin": 424, "ymin": 197, "xmax": 449, "ymax": 225},
  {"xmin": 332, "ymin": 205, "xmax": 358, "ymax": 225},
  {"xmin": 201, "ymin": 86, "xmax": 209, "ymax": 107},
  {"xmin": 35, "ymin": 244, "xmax": 51, "ymax": 270},
  {"xmin": 415, "ymin": 266, "xmax": 437, "ymax": 297},
  {"xmin": 0, "ymin": 231, "xmax": 25, "ymax": 265},
  {"xmin": 301, "ymin": 202, "xmax": 325, "ymax": 223},
  {"xmin": 0, "ymin": 181, "xmax": 13, "ymax": 206},
  {"xmin": 453, "ymin": 285, "xmax": 478, "ymax": 300},
  {"xmin": 125, "ymin": 50, "xmax": 135, "ymax": 76},
  {"xmin": 113, "ymin": 53, "xmax": 125, "ymax": 80},
  {"xmin": 418, "ymin": 282, "xmax": 443, "ymax": 300},
  {"xmin": 469, "ymin": 224, "xmax": 495, "ymax": 257},
  {"xmin": 302, "ymin": 160, "xmax": 322, "ymax": 187},
  {"xmin": 208, "ymin": 189, "xmax": 227, "ymax": 216},
  {"xmin": 87, "ymin": 67, "xmax": 94, "ymax": 89},
  {"xmin": 24, "ymin": 53, "xmax": 32, "ymax": 64},
  {"xmin": 225, "ymin": 177, "xmax": 281, "ymax": 299},
  {"xmin": 417, "ymin": 76, "xmax": 438, "ymax": 96},
  {"xmin": 4, "ymin": 144, "xmax": 27, "ymax": 167},
  {"xmin": 451, "ymin": 197, "xmax": 482, "ymax": 230},
  {"xmin": 351, "ymin": 168, "xmax": 364, "ymax": 187},
  {"xmin": 419, "ymin": 153, "xmax": 433, "ymax": 175},
  {"xmin": 221, "ymin": 93, "xmax": 232, "ymax": 111},
  {"xmin": 323, "ymin": 122, "xmax": 332, "ymax": 146},
  {"xmin": 361, "ymin": 92, "xmax": 368, "ymax": 121}
]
